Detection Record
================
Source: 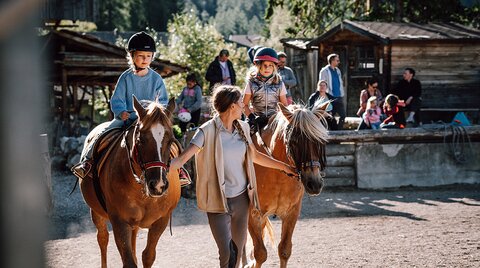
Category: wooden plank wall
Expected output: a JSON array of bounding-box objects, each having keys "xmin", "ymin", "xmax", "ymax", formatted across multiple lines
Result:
[
  {"xmin": 325, "ymin": 144, "xmax": 356, "ymax": 187},
  {"xmin": 390, "ymin": 42, "xmax": 480, "ymax": 108},
  {"xmin": 285, "ymin": 47, "xmax": 319, "ymax": 103}
]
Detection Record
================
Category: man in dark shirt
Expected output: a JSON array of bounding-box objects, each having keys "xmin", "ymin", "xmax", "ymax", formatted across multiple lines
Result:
[
  {"xmin": 392, "ymin": 67, "xmax": 422, "ymax": 124},
  {"xmin": 205, "ymin": 49, "xmax": 236, "ymax": 92}
]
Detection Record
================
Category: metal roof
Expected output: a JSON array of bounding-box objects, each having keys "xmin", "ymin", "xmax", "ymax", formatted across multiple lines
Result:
[{"xmin": 309, "ymin": 20, "xmax": 480, "ymax": 47}]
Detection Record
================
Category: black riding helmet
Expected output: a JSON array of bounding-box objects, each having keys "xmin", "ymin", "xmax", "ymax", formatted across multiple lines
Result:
[{"xmin": 127, "ymin": 32, "xmax": 156, "ymax": 52}]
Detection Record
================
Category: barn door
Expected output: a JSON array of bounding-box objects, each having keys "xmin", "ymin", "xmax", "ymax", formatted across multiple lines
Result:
[{"xmin": 346, "ymin": 45, "xmax": 380, "ymax": 117}]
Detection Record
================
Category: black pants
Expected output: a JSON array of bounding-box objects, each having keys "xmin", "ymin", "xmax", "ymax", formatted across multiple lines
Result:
[
  {"xmin": 406, "ymin": 97, "xmax": 422, "ymax": 123},
  {"xmin": 331, "ymin": 97, "xmax": 346, "ymax": 130}
]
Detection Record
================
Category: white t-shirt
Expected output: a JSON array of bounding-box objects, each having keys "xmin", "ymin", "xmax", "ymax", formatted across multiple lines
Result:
[{"xmin": 191, "ymin": 123, "xmax": 252, "ymax": 198}]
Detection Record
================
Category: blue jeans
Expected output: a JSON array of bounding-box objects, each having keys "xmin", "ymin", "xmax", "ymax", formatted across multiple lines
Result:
[
  {"xmin": 371, "ymin": 122, "xmax": 381, "ymax": 129},
  {"xmin": 82, "ymin": 118, "xmax": 135, "ymax": 161}
]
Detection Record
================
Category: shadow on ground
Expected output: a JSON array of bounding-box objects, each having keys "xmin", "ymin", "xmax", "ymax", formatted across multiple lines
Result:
[{"xmin": 48, "ymin": 171, "xmax": 480, "ymax": 240}]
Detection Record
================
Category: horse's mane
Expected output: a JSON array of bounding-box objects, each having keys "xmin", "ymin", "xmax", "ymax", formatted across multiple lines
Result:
[
  {"xmin": 270, "ymin": 104, "xmax": 328, "ymax": 149},
  {"xmin": 140, "ymin": 100, "xmax": 173, "ymax": 129}
]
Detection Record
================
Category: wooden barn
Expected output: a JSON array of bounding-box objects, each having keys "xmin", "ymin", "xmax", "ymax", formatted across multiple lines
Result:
[
  {"xmin": 280, "ymin": 39, "xmax": 318, "ymax": 102},
  {"xmin": 42, "ymin": 29, "xmax": 188, "ymax": 134},
  {"xmin": 293, "ymin": 20, "xmax": 480, "ymax": 123}
]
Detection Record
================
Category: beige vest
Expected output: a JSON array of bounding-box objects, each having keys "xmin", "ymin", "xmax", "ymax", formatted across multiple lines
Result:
[{"xmin": 195, "ymin": 116, "xmax": 260, "ymax": 213}]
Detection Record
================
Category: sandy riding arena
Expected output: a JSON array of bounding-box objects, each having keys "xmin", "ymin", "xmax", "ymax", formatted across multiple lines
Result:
[{"xmin": 45, "ymin": 172, "xmax": 480, "ymax": 267}]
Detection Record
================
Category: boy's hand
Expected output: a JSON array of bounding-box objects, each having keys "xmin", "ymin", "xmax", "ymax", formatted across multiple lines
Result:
[{"xmin": 121, "ymin": 111, "xmax": 130, "ymax": 121}]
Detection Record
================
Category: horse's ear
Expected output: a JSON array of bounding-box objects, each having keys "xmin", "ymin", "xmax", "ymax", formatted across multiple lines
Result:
[
  {"xmin": 133, "ymin": 95, "xmax": 147, "ymax": 121},
  {"xmin": 278, "ymin": 102, "xmax": 293, "ymax": 122},
  {"xmin": 316, "ymin": 100, "xmax": 331, "ymax": 112},
  {"xmin": 312, "ymin": 100, "xmax": 332, "ymax": 120},
  {"xmin": 166, "ymin": 97, "xmax": 176, "ymax": 115}
]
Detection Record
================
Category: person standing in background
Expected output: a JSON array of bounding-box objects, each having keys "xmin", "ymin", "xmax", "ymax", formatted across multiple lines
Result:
[
  {"xmin": 205, "ymin": 49, "xmax": 236, "ymax": 92},
  {"xmin": 277, "ymin": 52, "xmax": 297, "ymax": 105},
  {"xmin": 318, "ymin": 53, "xmax": 345, "ymax": 130}
]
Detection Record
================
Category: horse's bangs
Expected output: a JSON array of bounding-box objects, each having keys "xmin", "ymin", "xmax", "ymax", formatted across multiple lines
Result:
[
  {"xmin": 271, "ymin": 106, "xmax": 328, "ymax": 147},
  {"xmin": 141, "ymin": 102, "xmax": 172, "ymax": 129}
]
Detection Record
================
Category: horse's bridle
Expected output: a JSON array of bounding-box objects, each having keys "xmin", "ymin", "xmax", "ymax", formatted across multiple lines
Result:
[
  {"xmin": 124, "ymin": 123, "xmax": 170, "ymax": 184},
  {"xmin": 284, "ymin": 125, "xmax": 324, "ymax": 180}
]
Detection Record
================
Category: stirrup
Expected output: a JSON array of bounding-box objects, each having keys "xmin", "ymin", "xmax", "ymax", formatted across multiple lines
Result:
[
  {"xmin": 71, "ymin": 161, "xmax": 92, "ymax": 179},
  {"xmin": 179, "ymin": 167, "xmax": 192, "ymax": 187}
]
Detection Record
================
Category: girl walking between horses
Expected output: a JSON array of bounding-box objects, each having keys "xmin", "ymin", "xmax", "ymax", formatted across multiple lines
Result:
[
  {"xmin": 242, "ymin": 47, "xmax": 288, "ymax": 134},
  {"xmin": 170, "ymin": 85, "xmax": 296, "ymax": 268}
]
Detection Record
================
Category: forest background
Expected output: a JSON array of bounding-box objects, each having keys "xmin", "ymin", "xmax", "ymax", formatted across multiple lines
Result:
[{"xmin": 55, "ymin": 0, "xmax": 480, "ymax": 107}]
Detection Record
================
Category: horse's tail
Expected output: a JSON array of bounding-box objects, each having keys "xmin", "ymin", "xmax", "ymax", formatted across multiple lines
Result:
[{"xmin": 263, "ymin": 217, "xmax": 275, "ymax": 248}]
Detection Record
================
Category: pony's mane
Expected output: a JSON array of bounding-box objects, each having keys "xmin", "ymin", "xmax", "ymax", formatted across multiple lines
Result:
[
  {"xmin": 140, "ymin": 101, "xmax": 173, "ymax": 129},
  {"xmin": 270, "ymin": 104, "xmax": 328, "ymax": 148}
]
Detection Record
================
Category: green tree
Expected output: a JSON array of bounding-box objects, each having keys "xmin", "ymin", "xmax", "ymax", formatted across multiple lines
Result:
[
  {"xmin": 266, "ymin": 0, "xmax": 480, "ymax": 37},
  {"xmin": 96, "ymin": 0, "xmax": 183, "ymax": 31},
  {"xmin": 213, "ymin": 0, "xmax": 267, "ymax": 36},
  {"xmin": 367, "ymin": 0, "xmax": 479, "ymax": 27},
  {"xmin": 266, "ymin": 0, "xmax": 365, "ymax": 37},
  {"xmin": 130, "ymin": 0, "xmax": 148, "ymax": 30},
  {"xmin": 144, "ymin": 0, "xmax": 183, "ymax": 31},
  {"xmin": 261, "ymin": 6, "xmax": 295, "ymax": 49},
  {"xmin": 158, "ymin": 12, "xmax": 248, "ymax": 96},
  {"xmin": 96, "ymin": 0, "xmax": 133, "ymax": 31},
  {"xmin": 184, "ymin": 0, "xmax": 268, "ymax": 36}
]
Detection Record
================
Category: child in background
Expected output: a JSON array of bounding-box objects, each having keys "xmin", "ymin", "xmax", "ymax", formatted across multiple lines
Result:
[
  {"xmin": 176, "ymin": 73, "xmax": 203, "ymax": 132},
  {"xmin": 362, "ymin": 96, "xmax": 382, "ymax": 130},
  {"xmin": 381, "ymin": 94, "xmax": 406, "ymax": 129}
]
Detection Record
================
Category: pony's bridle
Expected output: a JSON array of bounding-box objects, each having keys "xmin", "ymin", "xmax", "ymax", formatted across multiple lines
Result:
[
  {"xmin": 124, "ymin": 123, "xmax": 170, "ymax": 184},
  {"xmin": 284, "ymin": 125, "xmax": 324, "ymax": 180}
]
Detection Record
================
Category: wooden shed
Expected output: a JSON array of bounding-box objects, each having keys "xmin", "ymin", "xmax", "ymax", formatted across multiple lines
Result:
[
  {"xmin": 307, "ymin": 20, "xmax": 480, "ymax": 122},
  {"xmin": 43, "ymin": 29, "xmax": 188, "ymax": 132},
  {"xmin": 280, "ymin": 38, "xmax": 317, "ymax": 102}
]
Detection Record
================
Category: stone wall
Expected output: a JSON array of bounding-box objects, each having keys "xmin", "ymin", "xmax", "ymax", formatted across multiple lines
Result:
[
  {"xmin": 327, "ymin": 125, "xmax": 480, "ymax": 189},
  {"xmin": 355, "ymin": 142, "xmax": 480, "ymax": 189}
]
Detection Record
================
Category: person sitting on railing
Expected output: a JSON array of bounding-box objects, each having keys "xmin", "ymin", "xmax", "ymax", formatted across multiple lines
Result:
[
  {"xmin": 381, "ymin": 94, "xmax": 406, "ymax": 129},
  {"xmin": 362, "ymin": 96, "xmax": 382, "ymax": 130},
  {"xmin": 392, "ymin": 67, "xmax": 422, "ymax": 125}
]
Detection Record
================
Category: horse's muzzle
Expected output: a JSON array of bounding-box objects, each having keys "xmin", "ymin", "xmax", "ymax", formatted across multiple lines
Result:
[
  {"xmin": 303, "ymin": 175, "xmax": 324, "ymax": 196},
  {"xmin": 145, "ymin": 171, "xmax": 169, "ymax": 197}
]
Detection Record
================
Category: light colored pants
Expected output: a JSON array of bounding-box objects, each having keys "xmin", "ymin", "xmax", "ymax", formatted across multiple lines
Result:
[
  {"xmin": 207, "ymin": 191, "xmax": 249, "ymax": 268},
  {"xmin": 82, "ymin": 118, "xmax": 135, "ymax": 161}
]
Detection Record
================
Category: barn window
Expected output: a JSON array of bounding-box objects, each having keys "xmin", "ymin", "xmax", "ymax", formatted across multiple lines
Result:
[{"xmin": 357, "ymin": 46, "xmax": 375, "ymax": 70}]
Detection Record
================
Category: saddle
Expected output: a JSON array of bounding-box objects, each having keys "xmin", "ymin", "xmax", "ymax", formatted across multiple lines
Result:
[{"xmin": 79, "ymin": 124, "xmax": 129, "ymax": 180}]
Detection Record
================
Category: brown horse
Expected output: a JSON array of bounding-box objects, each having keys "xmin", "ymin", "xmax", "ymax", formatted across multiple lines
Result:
[
  {"xmin": 247, "ymin": 102, "xmax": 329, "ymax": 268},
  {"xmin": 80, "ymin": 97, "xmax": 181, "ymax": 268}
]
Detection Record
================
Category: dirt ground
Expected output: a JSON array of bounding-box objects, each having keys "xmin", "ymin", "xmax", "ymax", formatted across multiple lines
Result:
[{"xmin": 45, "ymin": 172, "xmax": 480, "ymax": 267}]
